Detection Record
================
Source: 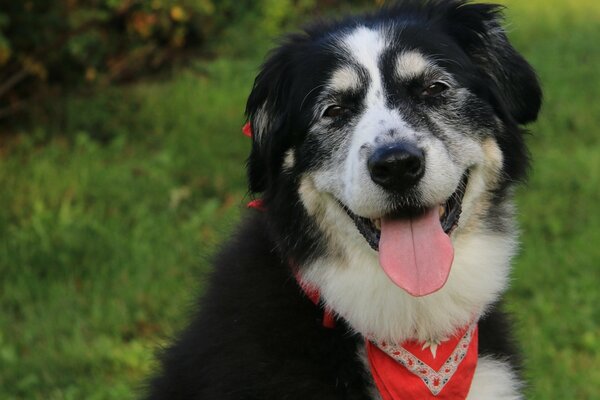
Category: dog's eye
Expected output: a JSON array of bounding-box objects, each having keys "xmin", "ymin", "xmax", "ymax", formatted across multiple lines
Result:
[
  {"xmin": 323, "ymin": 105, "xmax": 348, "ymax": 118},
  {"xmin": 421, "ymin": 82, "xmax": 449, "ymax": 98}
]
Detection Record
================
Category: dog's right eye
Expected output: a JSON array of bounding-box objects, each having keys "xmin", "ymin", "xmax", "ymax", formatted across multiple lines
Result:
[
  {"xmin": 323, "ymin": 105, "xmax": 348, "ymax": 118},
  {"xmin": 421, "ymin": 82, "xmax": 450, "ymax": 98}
]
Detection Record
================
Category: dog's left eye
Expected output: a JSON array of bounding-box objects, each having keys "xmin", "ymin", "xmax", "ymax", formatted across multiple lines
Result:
[
  {"xmin": 323, "ymin": 105, "xmax": 349, "ymax": 118},
  {"xmin": 421, "ymin": 82, "xmax": 449, "ymax": 98}
]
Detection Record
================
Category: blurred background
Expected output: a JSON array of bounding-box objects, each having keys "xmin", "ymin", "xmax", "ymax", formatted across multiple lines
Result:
[{"xmin": 0, "ymin": 0, "xmax": 598, "ymax": 399}]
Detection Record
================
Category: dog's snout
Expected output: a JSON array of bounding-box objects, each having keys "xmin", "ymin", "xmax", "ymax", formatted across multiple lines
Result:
[{"xmin": 367, "ymin": 142, "xmax": 425, "ymax": 192}]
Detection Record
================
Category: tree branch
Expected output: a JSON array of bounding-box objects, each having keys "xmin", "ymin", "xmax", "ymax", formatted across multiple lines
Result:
[{"xmin": 0, "ymin": 69, "xmax": 29, "ymax": 100}]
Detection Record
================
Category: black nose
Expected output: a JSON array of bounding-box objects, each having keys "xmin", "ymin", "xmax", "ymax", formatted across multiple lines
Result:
[{"xmin": 367, "ymin": 142, "xmax": 425, "ymax": 192}]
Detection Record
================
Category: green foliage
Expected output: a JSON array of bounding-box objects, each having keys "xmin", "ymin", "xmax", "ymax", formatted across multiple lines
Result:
[{"xmin": 0, "ymin": 0, "xmax": 374, "ymax": 122}]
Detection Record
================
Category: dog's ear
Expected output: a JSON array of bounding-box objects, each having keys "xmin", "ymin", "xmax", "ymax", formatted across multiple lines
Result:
[
  {"xmin": 245, "ymin": 37, "xmax": 305, "ymax": 193},
  {"xmin": 443, "ymin": 2, "xmax": 542, "ymax": 124}
]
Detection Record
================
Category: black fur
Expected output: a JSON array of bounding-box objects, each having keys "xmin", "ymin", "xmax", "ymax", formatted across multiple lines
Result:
[{"xmin": 144, "ymin": 2, "xmax": 541, "ymax": 398}]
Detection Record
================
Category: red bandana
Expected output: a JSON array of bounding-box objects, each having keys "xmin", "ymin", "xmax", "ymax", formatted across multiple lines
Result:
[
  {"xmin": 247, "ymin": 198, "xmax": 266, "ymax": 211},
  {"xmin": 367, "ymin": 324, "xmax": 478, "ymax": 399},
  {"xmin": 242, "ymin": 122, "xmax": 253, "ymax": 138}
]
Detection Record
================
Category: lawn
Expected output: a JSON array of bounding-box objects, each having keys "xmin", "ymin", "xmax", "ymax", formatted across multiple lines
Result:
[{"xmin": 1, "ymin": 1, "xmax": 598, "ymax": 399}]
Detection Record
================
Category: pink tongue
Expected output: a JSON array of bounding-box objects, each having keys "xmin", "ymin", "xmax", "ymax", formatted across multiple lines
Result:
[{"xmin": 379, "ymin": 207, "xmax": 454, "ymax": 297}]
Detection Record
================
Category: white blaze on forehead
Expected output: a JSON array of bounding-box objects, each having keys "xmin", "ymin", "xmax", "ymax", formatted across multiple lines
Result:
[
  {"xmin": 396, "ymin": 51, "xmax": 431, "ymax": 80},
  {"xmin": 338, "ymin": 26, "xmax": 415, "ymax": 216},
  {"xmin": 342, "ymin": 26, "xmax": 388, "ymax": 91},
  {"xmin": 328, "ymin": 66, "xmax": 362, "ymax": 92}
]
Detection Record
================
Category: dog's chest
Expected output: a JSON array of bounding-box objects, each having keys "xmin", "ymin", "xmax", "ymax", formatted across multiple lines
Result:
[{"xmin": 299, "ymin": 256, "xmax": 522, "ymax": 399}]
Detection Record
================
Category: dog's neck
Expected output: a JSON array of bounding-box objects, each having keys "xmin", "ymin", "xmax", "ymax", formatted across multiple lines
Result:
[{"xmin": 295, "ymin": 264, "xmax": 481, "ymax": 399}]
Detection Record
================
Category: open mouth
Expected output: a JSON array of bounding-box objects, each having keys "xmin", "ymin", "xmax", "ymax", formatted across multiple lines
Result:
[
  {"xmin": 340, "ymin": 171, "xmax": 470, "ymax": 297},
  {"xmin": 342, "ymin": 171, "xmax": 469, "ymax": 251}
]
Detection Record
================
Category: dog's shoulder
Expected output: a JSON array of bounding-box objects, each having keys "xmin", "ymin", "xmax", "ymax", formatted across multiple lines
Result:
[{"xmin": 144, "ymin": 213, "xmax": 372, "ymax": 400}]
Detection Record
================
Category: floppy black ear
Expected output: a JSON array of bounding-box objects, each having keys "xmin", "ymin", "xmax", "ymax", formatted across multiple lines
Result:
[
  {"xmin": 444, "ymin": 2, "xmax": 542, "ymax": 124},
  {"xmin": 245, "ymin": 36, "xmax": 305, "ymax": 193}
]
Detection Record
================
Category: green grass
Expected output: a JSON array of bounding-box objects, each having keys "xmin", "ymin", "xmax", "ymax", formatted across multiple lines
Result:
[
  {"xmin": 500, "ymin": 1, "xmax": 600, "ymax": 398},
  {"xmin": 1, "ymin": 1, "xmax": 599, "ymax": 399},
  {"xmin": 0, "ymin": 61, "xmax": 256, "ymax": 399}
]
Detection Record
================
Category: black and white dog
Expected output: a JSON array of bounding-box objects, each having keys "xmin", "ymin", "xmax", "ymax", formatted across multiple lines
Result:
[{"xmin": 145, "ymin": 1, "xmax": 541, "ymax": 399}]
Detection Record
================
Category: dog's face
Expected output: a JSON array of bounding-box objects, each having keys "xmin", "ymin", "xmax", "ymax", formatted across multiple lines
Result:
[{"xmin": 245, "ymin": 1, "xmax": 541, "ymax": 299}]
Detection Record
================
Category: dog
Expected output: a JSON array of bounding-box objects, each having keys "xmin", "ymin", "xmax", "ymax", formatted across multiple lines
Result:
[{"xmin": 144, "ymin": 1, "xmax": 541, "ymax": 399}]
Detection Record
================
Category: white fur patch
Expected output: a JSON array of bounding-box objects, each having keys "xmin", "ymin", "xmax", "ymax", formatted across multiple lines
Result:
[
  {"xmin": 343, "ymin": 27, "xmax": 388, "ymax": 82},
  {"xmin": 253, "ymin": 103, "xmax": 272, "ymax": 143},
  {"xmin": 396, "ymin": 51, "xmax": 431, "ymax": 80},
  {"xmin": 283, "ymin": 149, "xmax": 296, "ymax": 170},
  {"xmin": 328, "ymin": 66, "xmax": 362, "ymax": 92},
  {"xmin": 418, "ymin": 135, "xmax": 475, "ymax": 206},
  {"xmin": 467, "ymin": 357, "xmax": 523, "ymax": 399}
]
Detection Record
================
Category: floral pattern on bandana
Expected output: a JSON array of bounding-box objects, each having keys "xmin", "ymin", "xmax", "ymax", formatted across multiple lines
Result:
[{"xmin": 372, "ymin": 323, "xmax": 476, "ymax": 396}]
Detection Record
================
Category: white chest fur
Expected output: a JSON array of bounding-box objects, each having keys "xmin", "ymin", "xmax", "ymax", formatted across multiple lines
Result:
[{"xmin": 466, "ymin": 357, "xmax": 523, "ymax": 399}]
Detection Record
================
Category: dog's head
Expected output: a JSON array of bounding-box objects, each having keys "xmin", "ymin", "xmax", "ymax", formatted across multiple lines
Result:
[{"xmin": 245, "ymin": 0, "xmax": 541, "ymax": 297}]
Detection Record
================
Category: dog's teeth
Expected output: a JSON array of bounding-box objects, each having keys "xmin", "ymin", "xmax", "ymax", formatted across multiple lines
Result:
[
  {"xmin": 373, "ymin": 219, "xmax": 381, "ymax": 230},
  {"xmin": 439, "ymin": 205, "xmax": 446, "ymax": 218}
]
